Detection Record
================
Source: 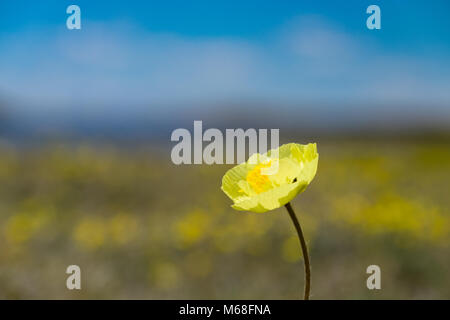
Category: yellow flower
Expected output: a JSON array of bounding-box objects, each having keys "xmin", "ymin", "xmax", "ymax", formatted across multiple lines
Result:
[{"xmin": 221, "ymin": 143, "xmax": 318, "ymax": 213}]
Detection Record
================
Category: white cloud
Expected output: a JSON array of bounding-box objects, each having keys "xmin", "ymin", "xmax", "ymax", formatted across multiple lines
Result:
[{"xmin": 0, "ymin": 16, "xmax": 449, "ymax": 124}]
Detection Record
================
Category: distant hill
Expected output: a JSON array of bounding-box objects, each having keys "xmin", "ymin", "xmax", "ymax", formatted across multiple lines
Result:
[{"xmin": 0, "ymin": 98, "xmax": 449, "ymax": 143}]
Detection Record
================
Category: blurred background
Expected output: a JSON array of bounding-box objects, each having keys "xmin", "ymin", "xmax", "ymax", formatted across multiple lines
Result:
[{"xmin": 0, "ymin": 0, "xmax": 449, "ymax": 299}]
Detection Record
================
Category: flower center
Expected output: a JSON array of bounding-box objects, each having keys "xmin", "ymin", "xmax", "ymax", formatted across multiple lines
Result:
[{"xmin": 246, "ymin": 161, "xmax": 273, "ymax": 194}]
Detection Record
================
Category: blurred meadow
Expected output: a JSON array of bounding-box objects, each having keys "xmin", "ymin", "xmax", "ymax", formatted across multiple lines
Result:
[{"xmin": 0, "ymin": 137, "xmax": 449, "ymax": 299}]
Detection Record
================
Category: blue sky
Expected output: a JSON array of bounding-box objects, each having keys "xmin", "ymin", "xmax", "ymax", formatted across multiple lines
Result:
[
  {"xmin": 2, "ymin": 1, "xmax": 449, "ymax": 49},
  {"xmin": 0, "ymin": 0, "xmax": 449, "ymax": 126}
]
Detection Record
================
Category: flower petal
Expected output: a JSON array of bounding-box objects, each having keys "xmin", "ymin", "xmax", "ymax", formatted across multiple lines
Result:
[{"xmin": 221, "ymin": 163, "xmax": 249, "ymax": 199}]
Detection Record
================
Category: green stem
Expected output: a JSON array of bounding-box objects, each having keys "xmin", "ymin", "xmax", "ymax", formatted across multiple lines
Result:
[{"xmin": 285, "ymin": 202, "xmax": 311, "ymax": 300}]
